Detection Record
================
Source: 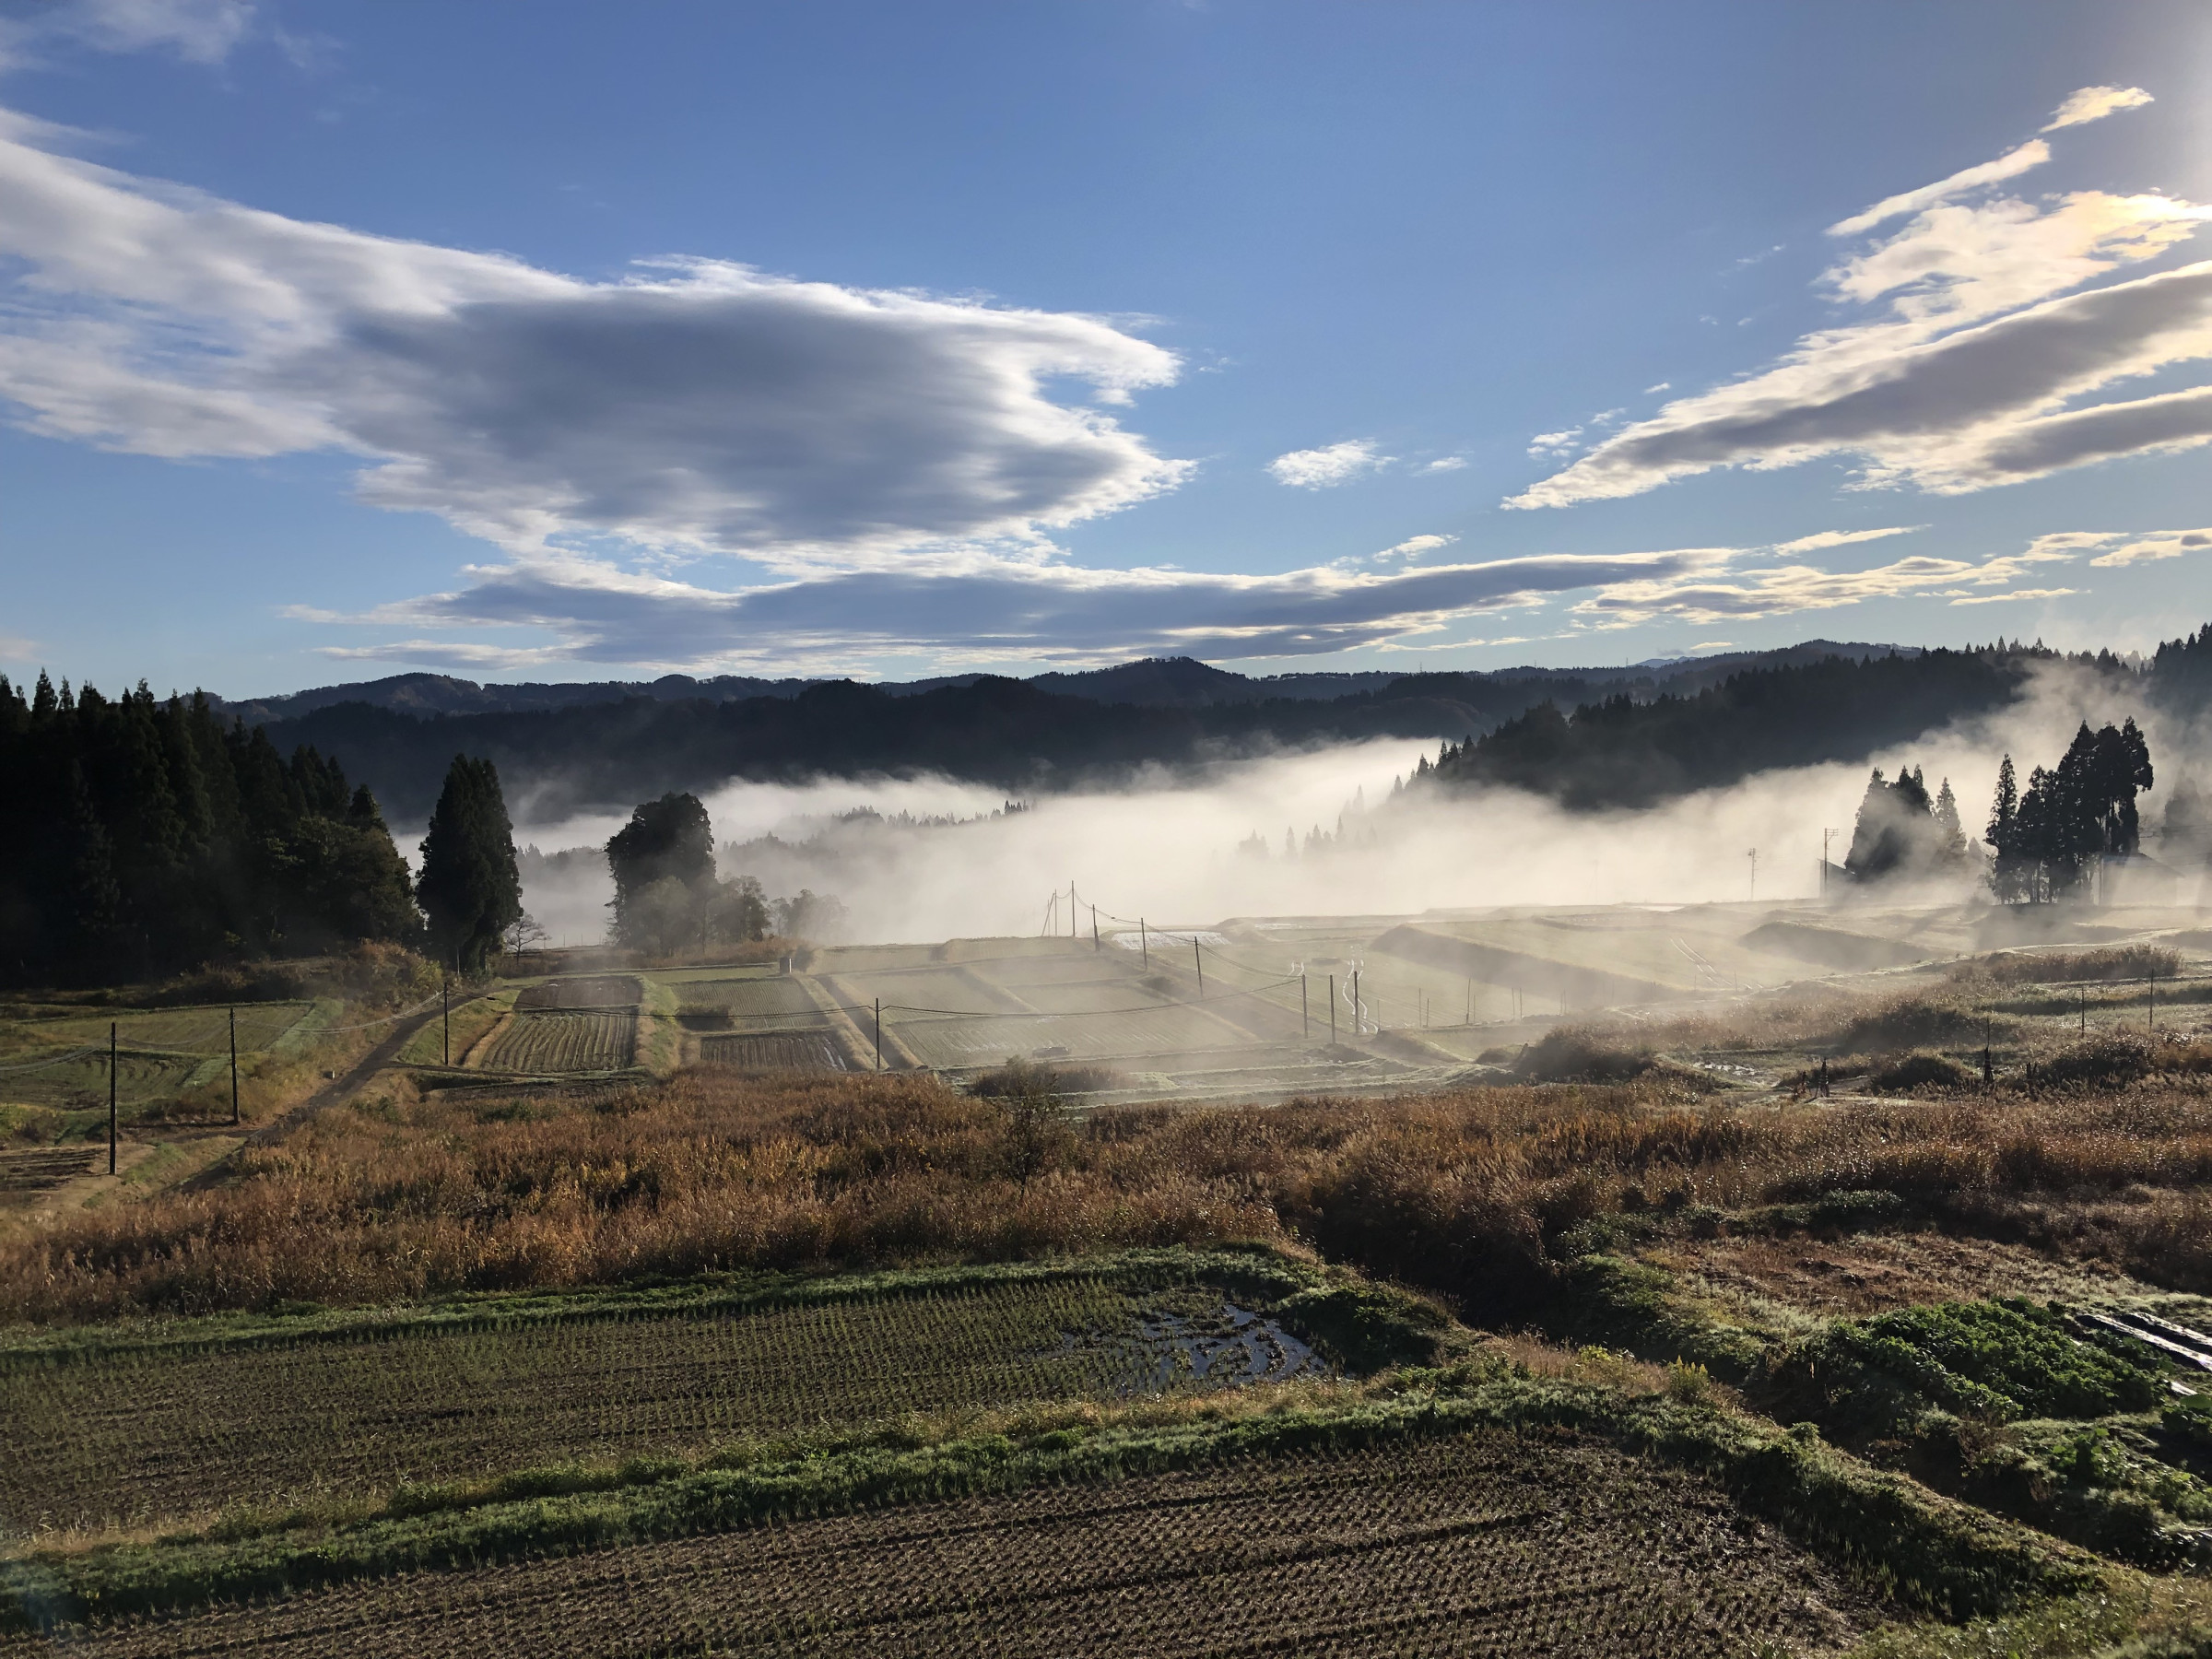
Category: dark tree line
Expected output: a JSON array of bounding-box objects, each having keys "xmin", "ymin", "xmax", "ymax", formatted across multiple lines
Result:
[
  {"xmin": 606, "ymin": 792, "xmax": 769, "ymax": 956},
  {"xmin": 1986, "ymin": 720, "xmax": 2154, "ymax": 903},
  {"xmin": 0, "ymin": 673, "xmax": 418, "ymax": 983},
  {"xmin": 1426, "ymin": 649, "xmax": 2032, "ymax": 809},
  {"xmin": 0, "ymin": 669, "xmax": 534, "ymax": 983},
  {"xmin": 1841, "ymin": 765, "xmax": 1971, "ymax": 882},
  {"xmin": 604, "ymin": 792, "xmax": 852, "ymax": 955}
]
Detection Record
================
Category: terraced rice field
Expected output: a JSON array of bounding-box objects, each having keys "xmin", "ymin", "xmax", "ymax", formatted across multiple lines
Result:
[
  {"xmin": 0, "ymin": 1050, "xmax": 206, "ymax": 1112},
  {"xmin": 0, "ymin": 1147, "xmax": 96, "ymax": 1194},
  {"xmin": 0, "ymin": 1277, "xmax": 1312, "ymax": 1536},
  {"xmin": 891, "ymin": 1002, "xmax": 1252, "ymax": 1067},
  {"xmin": 672, "ymin": 975, "xmax": 823, "ymax": 1025},
  {"xmin": 10, "ymin": 1003, "xmax": 314, "ymax": 1057},
  {"xmin": 478, "ymin": 1008, "xmax": 636, "ymax": 1073},
  {"xmin": 823, "ymin": 967, "xmax": 1031, "ymax": 1016},
  {"xmin": 514, "ymin": 977, "xmax": 641, "ymax": 1011},
  {"xmin": 0, "ymin": 1430, "xmax": 1874, "ymax": 1657},
  {"xmin": 698, "ymin": 1031, "xmax": 849, "ymax": 1069}
]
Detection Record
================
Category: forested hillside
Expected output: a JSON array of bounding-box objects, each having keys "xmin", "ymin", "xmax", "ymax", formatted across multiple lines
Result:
[
  {"xmin": 263, "ymin": 677, "xmax": 1519, "ymax": 824},
  {"xmin": 1421, "ymin": 648, "xmax": 2041, "ymax": 808},
  {"xmin": 0, "ymin": 674, "xmax": 418, "ymax": 984},
  {"xmin": 257, "ymin": 647, "xmax": 2015, "ymax": 826}
]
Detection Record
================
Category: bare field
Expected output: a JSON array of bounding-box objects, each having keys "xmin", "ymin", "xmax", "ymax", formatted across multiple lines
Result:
[
  {"xmin": 699, "ymin": 1030, "xmax": 850, "ymax": 1069},
  {"xmin": 478, "ymin": 1008, "xmax": 636, "ymax": 1073},
  {"xmin": 0, "ymin": 1276, "xmax": 1311, "ymax": 1537},
  {"xmin": 513, "ymin": 976, "xmax": 641, "ymax": 1011},
  {"xmin": 0, "ymin": 1430, "xmax": 1877, "ymax": 1659}
]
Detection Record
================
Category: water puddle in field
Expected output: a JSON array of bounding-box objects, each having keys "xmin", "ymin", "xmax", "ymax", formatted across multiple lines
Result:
[{"xmin": 1041, "ymin": 1300, "xmax": 1329, "ymax": 1391}]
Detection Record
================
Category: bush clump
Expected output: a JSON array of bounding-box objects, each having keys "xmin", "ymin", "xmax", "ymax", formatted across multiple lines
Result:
[
  {"xmin": 1956, "ymin": 947, "xmax": 2183, "ymax": 987},
  {"xmin": 1764, "ymin": 1299, "xmax": 2167, "ymax": 1440},
  {"xmin": 1822, "ymin": 994, "xmax": 1992, "ymax": 1056},
  {"xmin": 1513, "ymin": 1027, "xmax": 1725, "ymax": 1091},
  {"xmin": 2037, "ymin": 1034, "xmax": 2157, "ymax": 1090},
  {"xmin": 1869, "ymin": 1051, "xmax": 1975, "ymax": 1094}
]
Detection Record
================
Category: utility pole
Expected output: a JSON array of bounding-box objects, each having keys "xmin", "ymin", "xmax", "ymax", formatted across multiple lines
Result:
[
  {"xmin": 1140, "ymin": 918, "xmax": 1148, "ymax": 967},
  {"xmin": 1092, "ymin": 905, "xmax": 1100, "ymax": 952},
  {"xmin": 229, "ymin": 1006, "xmax": 239, "ymax": 1127},
  {"xmin": 1194, "ymin": 938, "xmax": 1204, "ymax": 994},
  {"xmin": 1328, "ymin": 974, "xmax": 1336, "ymax": 1046},
  {"xmin": 108, "ymin": 1020, "xmax": 117, "ymax": 1176},
  {"xmin": 1747, "ymin": 848, "xmax": 1758, "ymax": 902},
  {"xmin": 442, "ymin": 966, "xmax": 451, "ymax": 1065},
  {"xmin": 1069, "ymin": 881, "xmax": 1077, "ymax": 939},
  {"xmin": 875, "ymin": 998, "xmax": 883, "ymax": 1071},
  {"xmin": 1821, "ymin": 829, "xmax": 1834, "ymax": 897}
]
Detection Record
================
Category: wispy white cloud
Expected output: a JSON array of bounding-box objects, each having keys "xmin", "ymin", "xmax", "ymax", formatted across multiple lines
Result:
[
  {"xmin": 1375, "ymin": 534, "xmax": 1455, "ymax": 562},
  {"xmin": 1266, "ymin": 439, "xmax": 1386, "ymax": 488},
  {"xmin": 1512, "ymin": 89, "xmax": 2212, "ymax": 512},
  {"xmin": 1948, "ymin": 587, "xmax": 2077, "ymax": 605},
  {"xmin": 0, "ymin": 0, "xmax": 253, "ymax": 66},
  {"xmin": 1569, "ymin": 525, "xmax": 2112, "ymax": 626},
  {"xmin": 1574, "ymin": 552, "xmax": 1989, "ymax": 626},
  {"xmin": 2083, "ymin": 527, "xmax": 2212, "ymax": 567},
  {"xmin": 1642, "ymin": 382, "xmax": 1671, "ymax": 394},
  {"xmin": 1770, "ymin": 525, "xmax": 1924, "ymax": 555},
  {"xmin": 0, "ymin": 108, "xmax": 1189, "ymax": 571},
  {"xmin": 1827, "ymin": 140, "xmax": 2050, "ymax": 238},
  {"xmin": 1422, "ymin": 455, "xmax": 1468, "ymax": 473},
  {"xmin": 2043, "ymin": 85, "xmax": 2154, "ymax": 134},
  {"xmin": 1525, "ymin": 428, "xmax": 1581, "ymax": 457}
]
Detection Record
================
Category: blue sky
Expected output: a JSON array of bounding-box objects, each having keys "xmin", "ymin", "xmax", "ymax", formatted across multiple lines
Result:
[{"xmin": 1, "ymin": 0, "xmax": 2209, "ymax": 697}]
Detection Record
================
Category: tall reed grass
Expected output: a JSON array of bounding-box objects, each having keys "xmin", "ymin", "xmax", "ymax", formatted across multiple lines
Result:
[{"xmin": 6, "ymin": 1068, "xmax": 2212, "ymax": 1324}]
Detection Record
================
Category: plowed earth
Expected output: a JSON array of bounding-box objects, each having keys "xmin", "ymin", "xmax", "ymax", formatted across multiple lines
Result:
[
  {"xmin": 1, "ymin": 1281, "xmax": 1309, "ymax": 1537},
  {"xmin": 2, "ymin": 1430, "xmax": 1878, "ymax": 1657}
]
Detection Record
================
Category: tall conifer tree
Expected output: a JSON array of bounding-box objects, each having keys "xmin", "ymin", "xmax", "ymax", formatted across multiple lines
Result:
[{"xmin": 416, "ymin": 755, "xmax": 523, "ymax": 971}]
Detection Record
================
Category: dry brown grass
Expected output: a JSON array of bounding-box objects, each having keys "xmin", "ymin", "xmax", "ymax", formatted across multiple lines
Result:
[
  {"xmin": 6, "ymin": 1067, "xmax": 2212, "ymax": 1326},
  {"xmin": 1951, "ymin": 946, "xmax": 2183, "ymax": 987}
]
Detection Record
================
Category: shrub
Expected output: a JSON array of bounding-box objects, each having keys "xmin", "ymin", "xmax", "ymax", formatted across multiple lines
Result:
[
  {"xmin": 1956, "ymin": 947, "xmax": 2183, "ymax": 987},
  {"xmin": 1824, "ymin": 995, "xmax": 1992, "ymax": 1055},
  {"xmin": 1870, "ymin": 1051, "xmax": 1975, "ymax": 1093},
  {"xmin": 1762, "ymin": 1300, "xmax": 2167, "ymax": 1441},
  {"xmin": 2040, "ymin": 1034, "xmax": 2157, "ymax": 1089},
  {"xmin": 1514, "ymin": 1027, "xmax": 1657, "ymax": 1084}
]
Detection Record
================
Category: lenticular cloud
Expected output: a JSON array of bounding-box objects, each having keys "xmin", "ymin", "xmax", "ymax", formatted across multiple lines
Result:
[
  {"xmin": 0, "ymin": 110, "xmax": 1187, "ymax": 569},
  {"xmin": 1510, "ymin": 89, "xmax": 2212, "ymax": 510}
]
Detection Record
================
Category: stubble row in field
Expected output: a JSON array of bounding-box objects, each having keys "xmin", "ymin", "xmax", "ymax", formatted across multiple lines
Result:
[
  {"xmin": 0, "ymin": 1430, "xmax": 1877, "ymax": 1659},
  {"xmin": 0, "ymin": 1265, "xmax": 1326, "ymax": 1538}
]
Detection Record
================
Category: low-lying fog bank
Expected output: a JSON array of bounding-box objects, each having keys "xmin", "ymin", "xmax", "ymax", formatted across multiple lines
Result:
[{"xmin": 484, "ymin": 658, "xmax": 2206, "ymax": 947}]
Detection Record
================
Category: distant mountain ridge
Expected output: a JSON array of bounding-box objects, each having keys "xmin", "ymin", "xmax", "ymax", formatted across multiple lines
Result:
[{"xmin": 217, "ymin": 641, "xmax": 1917, "ymax": 724}]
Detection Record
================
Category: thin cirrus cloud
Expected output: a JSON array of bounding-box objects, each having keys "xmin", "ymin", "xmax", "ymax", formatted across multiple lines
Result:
[
  {"xmin": 302, "ymin": 547, "xmax": 1735, "ymax": 671},
  {"xmin": 1507, "ymin": 86, "xmax": 2212, "ymax": 512},
  {"xmin": 2043, "ymin": 85, "xmax": 2156, "ymax": 133},
  {"xmin": 0, "ymin": 0, "xmax": 255, "ymax": 66},
  {"xmin": 1266, "ymin": 439, "xmax": 1388, "ymax": 488},
  {"xmin": 1569, "ymin": 528, "xmax": 2108, "ymax": 626},
  {"xmin": 0, "ymin": 105, "xmax": 1190, "ymax": 572}
]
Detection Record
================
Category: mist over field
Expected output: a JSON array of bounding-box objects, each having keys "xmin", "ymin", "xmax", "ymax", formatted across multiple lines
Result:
[{"xmin": 499, "ymin": 660, "xmax": 2197, "ymax": 947}]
